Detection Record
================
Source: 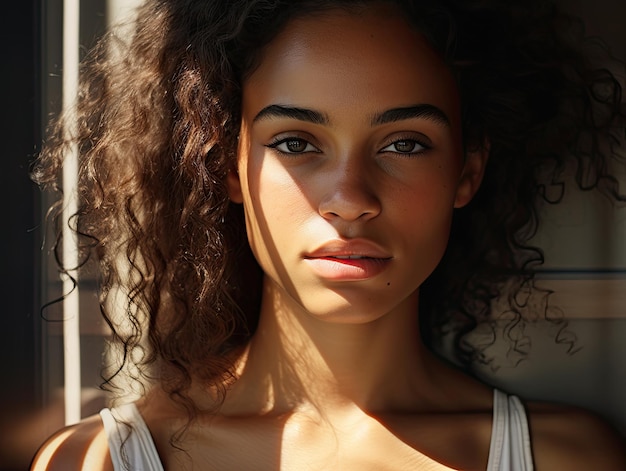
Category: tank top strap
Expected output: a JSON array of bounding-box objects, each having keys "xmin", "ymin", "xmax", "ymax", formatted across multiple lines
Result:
[
  {"xmin": 100, "ymin": 403, "xmax": 165, "ymax": 471},
  {"xmin": 486, "ymin": 389, "xmax": 534, "ymax": 471}
]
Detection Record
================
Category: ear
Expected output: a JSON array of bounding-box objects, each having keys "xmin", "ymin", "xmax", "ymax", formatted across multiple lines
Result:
[
  {"xmin": 226, "ymin": 168, "xmax": 244, "ymax": 204},
  {"xmin": 454, "ymin": 142, "xmax": 489, "ymax": 208}
]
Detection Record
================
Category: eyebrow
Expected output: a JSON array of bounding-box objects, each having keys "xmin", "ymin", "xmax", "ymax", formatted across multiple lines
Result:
[
  {"xmin": 252, "ymin": 103, "xmax": 450, "ymax": 127},
  {"xmin": 371, "ymin": 104, "xmax": 450, "ymax": 127},
  {"xmin": 253, "ymin": 105, "xmax": 329, "ymax": 125}
]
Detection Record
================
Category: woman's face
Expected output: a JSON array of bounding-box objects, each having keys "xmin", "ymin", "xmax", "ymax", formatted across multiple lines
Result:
[{"xmin": 229, "ymin": 4, "xmax": 485, "ymax": 324}]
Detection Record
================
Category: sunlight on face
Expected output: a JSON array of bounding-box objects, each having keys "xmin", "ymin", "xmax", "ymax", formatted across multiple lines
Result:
[{"xmin": 229, "ymin": 4, "xmax": 479, "ymax": 324}]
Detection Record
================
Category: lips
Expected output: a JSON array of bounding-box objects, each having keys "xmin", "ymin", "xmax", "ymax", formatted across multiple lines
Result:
[{"xmin": 304, "ymin": 239, "xmax": 392, "ymax": 281}]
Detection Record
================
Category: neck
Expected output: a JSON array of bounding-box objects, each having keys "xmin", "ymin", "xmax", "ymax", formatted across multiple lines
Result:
[{"xmin": 222, "ymin": 276, "xmax": 449, "ymax": 416}]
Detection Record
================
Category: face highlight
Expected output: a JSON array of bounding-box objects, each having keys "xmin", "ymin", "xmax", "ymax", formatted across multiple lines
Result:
[{"xmin": 228, "ymin": 5, "xmax": 485, "ymax": 324}]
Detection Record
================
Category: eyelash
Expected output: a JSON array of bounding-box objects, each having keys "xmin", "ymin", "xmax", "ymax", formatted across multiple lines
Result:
[
  {"xmin": 266, "ymin": 137, "xmax": 321, "ymax": 155},
  {"xmin": 378, "ymin": 138, "xmax": 431, "ymax": 156}
]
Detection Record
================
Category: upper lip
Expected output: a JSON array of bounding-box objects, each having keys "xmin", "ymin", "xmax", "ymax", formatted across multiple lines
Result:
[{"xmin": 305, "ymin": 239, "xmax": 392, "ymax": 259}]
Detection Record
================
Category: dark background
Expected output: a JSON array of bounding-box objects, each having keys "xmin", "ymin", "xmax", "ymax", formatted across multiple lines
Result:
[{"xmin": 0, "ymin": 1, "xmax": 43, "ymax": 470}]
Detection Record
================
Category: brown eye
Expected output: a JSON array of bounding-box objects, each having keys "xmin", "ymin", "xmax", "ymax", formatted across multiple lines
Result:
[
  {"xmin": 267, "ymin": 137, "xmax": 321, "ymax": 154},
  {"xmin": 379, "ymin": 139, "xmax": 428, "ymax": 155},
  {"xmin": 285, "ymin": 139, "xmax": 308, "ymax": 153},
  {"xmin": 393, "ymin": 140, "xmax": 416, "ymax": 153}
]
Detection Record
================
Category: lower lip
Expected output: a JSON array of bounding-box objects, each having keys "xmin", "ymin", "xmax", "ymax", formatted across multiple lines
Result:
[{"xmin": 304, "ymin": 257, "xmax": 391, "ymax": 281}]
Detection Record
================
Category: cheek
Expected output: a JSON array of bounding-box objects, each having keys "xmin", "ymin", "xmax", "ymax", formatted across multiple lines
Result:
[
  {"xmin": 393, "ymin": 176, "xmax": 458, "ymax": 255},
  {"xmin": 257, "ymin": 162, "xmax": 310, "ymax": 225},
  {"xmin": 394, "ymin": 167, "xmax": 459, "ymax": 219},
  {"xmin": 241, "ymin": 158, "xmax": 309, "ymax": 265}
]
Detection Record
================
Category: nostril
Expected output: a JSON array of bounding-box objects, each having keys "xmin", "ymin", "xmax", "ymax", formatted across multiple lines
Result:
[
  {"xmin": 317, "ymin": 172, "xmax": 382, "ymax": 222},
  {"xmin": 319, "ymin": 195, "xmax": 381, "ymax": 222}
]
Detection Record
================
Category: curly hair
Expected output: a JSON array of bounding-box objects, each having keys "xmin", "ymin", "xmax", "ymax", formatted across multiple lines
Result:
[{"xmin": 34, "ymin": 0, "xmax": 625, "ymax": 416}]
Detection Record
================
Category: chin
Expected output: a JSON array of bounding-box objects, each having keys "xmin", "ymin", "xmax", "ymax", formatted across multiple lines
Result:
[{"xmin": 298, "ymin": 293, "xmax": 408, "ymax": 326}]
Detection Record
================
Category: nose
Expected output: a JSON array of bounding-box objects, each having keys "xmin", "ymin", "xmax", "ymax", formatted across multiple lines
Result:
[{"xmin": 318, "ymin": 165, "xmax": 382, "ymax": 222}]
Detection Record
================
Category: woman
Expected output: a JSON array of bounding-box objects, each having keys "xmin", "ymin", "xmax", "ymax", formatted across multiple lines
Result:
[{"xmin": 31, "ymin": 0, "xmax": 626, "ymax": 469}]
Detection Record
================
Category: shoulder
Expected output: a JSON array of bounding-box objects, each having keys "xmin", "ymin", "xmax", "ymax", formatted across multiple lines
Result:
[
  {"xmin": 526, "ymin": 401, "xmax": 626, "ymax": 471},
  {"xmin": 30, "ymin": 413, "xmax": 113, "ymax": 471}
]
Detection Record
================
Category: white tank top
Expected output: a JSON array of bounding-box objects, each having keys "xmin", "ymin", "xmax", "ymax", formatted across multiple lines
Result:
[{"xmin": 100, "ymin": 389, "xmax": 533, "ymax": 470}]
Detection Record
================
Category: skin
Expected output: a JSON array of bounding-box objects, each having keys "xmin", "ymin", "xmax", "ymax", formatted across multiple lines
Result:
[{"xmin": 31, "ymin": 4, "xmax": 626, "ymax": 471}]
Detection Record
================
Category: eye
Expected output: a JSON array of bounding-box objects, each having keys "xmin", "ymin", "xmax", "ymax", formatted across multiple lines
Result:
[
  {"xmin": 379, "ymin": 139, "xmax": 428, "ymax": 155},
  {"xmin": 267, "ymin": 137, "xmax": 321, "ymax": 154}
]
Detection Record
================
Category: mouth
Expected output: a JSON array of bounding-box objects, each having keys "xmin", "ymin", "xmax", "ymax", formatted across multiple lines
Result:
[
  {"xmin": 304, "ymin": 241, "xmax": 392, "ymax": 280},
  {"xmin": 305, "ymin": 238, "xmax": 392, "ymax": 260}
]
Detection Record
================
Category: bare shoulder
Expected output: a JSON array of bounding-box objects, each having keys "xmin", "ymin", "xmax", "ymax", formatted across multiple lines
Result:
[
  {"xmin": 527, "ymin": 401, "xmax": 626, "ymax": 470},
  {"xmin": 30, "ymin": 413, "xmax": 113, "ymax": 471}
]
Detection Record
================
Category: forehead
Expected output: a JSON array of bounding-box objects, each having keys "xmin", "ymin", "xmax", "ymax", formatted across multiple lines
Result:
[{"xmin": 242, "ymin": 4, "xmax": 461, "ymax": 128}]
